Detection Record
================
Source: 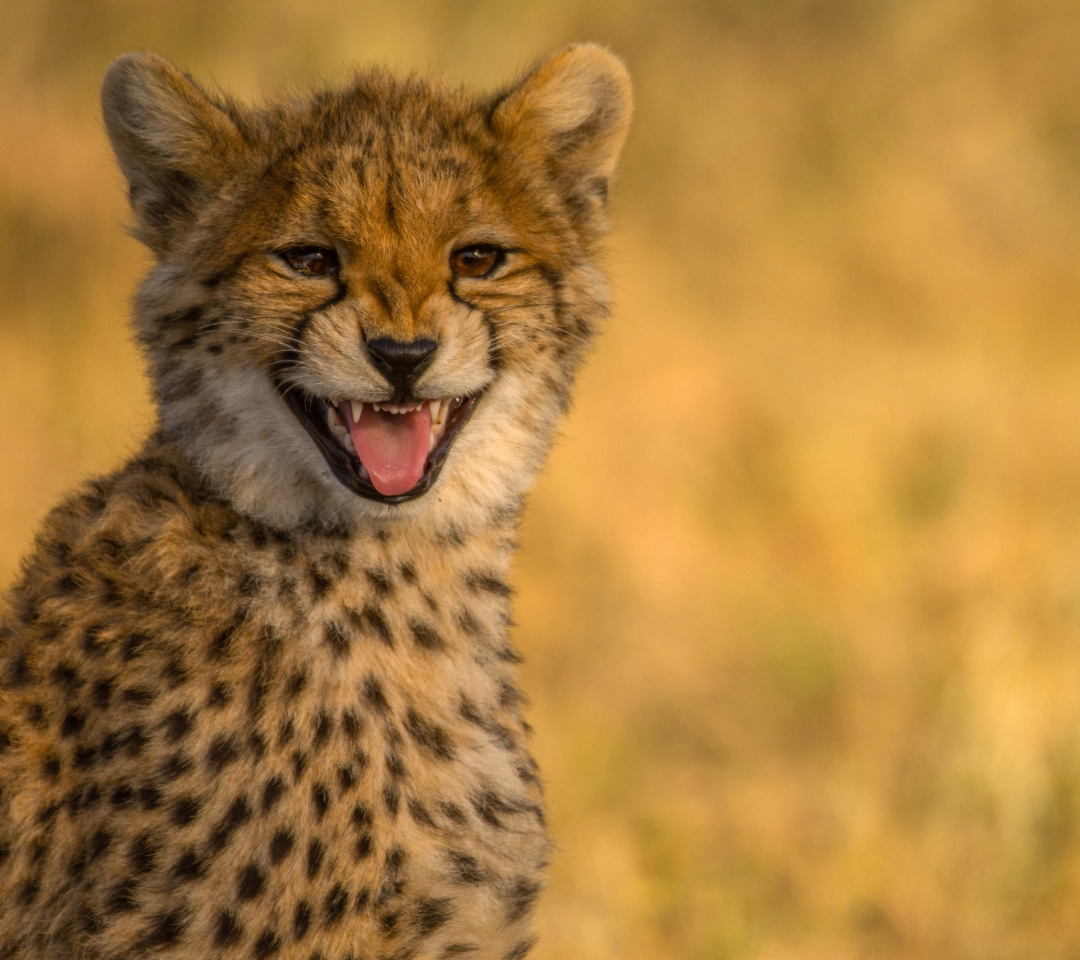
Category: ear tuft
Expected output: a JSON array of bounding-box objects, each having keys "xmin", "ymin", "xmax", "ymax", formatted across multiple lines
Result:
[
  {"xmin": 102, "ymin": 52, "xmax": 244, "ymax": 255},
  {"xmin": 493, "ymin": 44, "xmax": 633, "ymax": 214}
]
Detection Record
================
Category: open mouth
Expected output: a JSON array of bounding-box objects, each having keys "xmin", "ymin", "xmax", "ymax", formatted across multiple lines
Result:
[{"xmin": 280, "ymin": 387, "xmax": 481, "ymax": 504}]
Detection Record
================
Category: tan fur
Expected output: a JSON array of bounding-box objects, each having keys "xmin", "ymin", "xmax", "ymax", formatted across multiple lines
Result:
[{"xmin": 0, "ymin": 45, "xmax": 630, "ymax": 959}]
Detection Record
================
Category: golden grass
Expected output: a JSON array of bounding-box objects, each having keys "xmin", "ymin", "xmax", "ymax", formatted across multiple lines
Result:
[{"xmin": 4, "ymin": 1, "xmax": 1080, "ymax": 956}]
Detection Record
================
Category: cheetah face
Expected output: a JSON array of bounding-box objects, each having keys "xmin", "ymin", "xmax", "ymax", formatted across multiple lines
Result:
[{"xmin": 102, "ymin": 48, "xmax": 631, "ymax": 522}]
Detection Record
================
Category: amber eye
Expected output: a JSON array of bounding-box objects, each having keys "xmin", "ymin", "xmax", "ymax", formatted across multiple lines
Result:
[
  {"xmin": 280, "ymin": 246, "xmax": 339, "ymax": 278},
  {"xmin": 450, "ymin": 244, "xmax": 504, "ymax": 279}
]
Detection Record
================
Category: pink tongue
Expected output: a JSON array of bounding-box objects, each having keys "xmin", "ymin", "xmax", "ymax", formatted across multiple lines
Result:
[{"xmin": 346, "ymin": 403, "xmax": 432, "ymax": 497}]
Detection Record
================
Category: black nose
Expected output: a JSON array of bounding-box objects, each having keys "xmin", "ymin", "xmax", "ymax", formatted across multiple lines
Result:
[{"xmin": 366, "ymin": 338, "xmax": 438, "ymax": 396}]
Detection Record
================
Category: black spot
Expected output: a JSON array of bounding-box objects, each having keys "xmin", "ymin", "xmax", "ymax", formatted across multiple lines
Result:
[
  {"xmin": 75, "ymin": 747, "xmax": 98, "ymax": 772},
  {"xmin": 209, "ymin": 794, "xmax": 252, "ymax": 852},
  {"xmin": 360, "ymin": 605, "xmax": 393, "ymax": 646},
  {"xmin": 473, "ymin": 789, "xmax": 522, "ymax": 829},
  {"xmin": 341, "ymin": 709, "xmax": 362, "ymax": 739},
  {"xmin": 262, "ymin": 775, "xmax": 286, "ymax": 811},
  {"xmin": 312, "ymin": 783, "xmax": 331, "ymax": 819},
  {"xmin": 214, "ymin": 910, "xmax": 242, "ymax": 946},
  {"xmin": 123, "ymin": 723, "xmax": 148, "ymax": 757},
  {"xmin": 171, "ymin": 795, "xmax": 202, "ymax": 826},
  {"xmin": 164, "ymin": 710, "xmax": 193, "ymax": 743},
  {"xmin": 503, "ymin": 938, "xmax": 538, "ymax": 960},
  {"xmin": 51, "ymin": 662, "xmax": 81, "ymax": 691},
  {"xmin": 354, "ymin": 830, "xmax": 374, "ymax": 861},
  {"xmin": 384, "ymin": 783, "xmax": 400, "ymax": 817},
  {"xmin": 415, "ymin": 897, "xmax": 453, "ymax": 936},
  {"xmin": 269, "ymin": 829, "xmax": 294, "ymax": 864},
  {"xmin": 278, "ymin": 717, "xmax": 296, "ymax": 746},
  {"xmin": 365, "ymin": 567, "xmax": 394, "ymax": 595},
  {"xmin": 324, "ymin": 620, "xmax": 350, "ymax": 658},
  {"xmin": 294, "ymin": 899, "xmax": 312, "ymax": 939},
  {"xmin": 398, "ymin": 562, "xmax": 417, "ymax": 584},
  {"xmin": 78, "ymin": 623, "xmax": 106, "ymax": 658},
  {"xmin": 307, "ymin": 838, "xmax": 324, "ymax": 878},
  {"xmin": 409, "ymin": 620, "xmax": 444, "ymax": 652},
  {"xmin": 172, "ymin": 847, "xmax": 205, "ymax": 881},
  {"xmin": 286, "ymin": 668, "xmax": 308, "ymax": 700},
  {"xmin": 61, "ymin": 709, "xmax": 86, "ymax": 738},
  {"xmin": 441, "ymin": 801, "xmax": 467, "ymax": 826},
  {"xmin": 129, "ymin": 833, "xmax": 158, "ymax": 874},
  {"xmin": 160, "ymin": 751, "xmax": 192, "ymax": 781},
  {"xmin": 122, "ymin": 686, "xmax": 154, "ymax": 707},
  {"xmin": 448, "ymin": 850, "xmax": 485, "ymax": 885},
  {"xmin": 237, "ymin": 862, "xmax": 265, "ymax": 900},
  {"xmin": 338, "ymin": 764, "xmax": 357, "ymax": 793},
  {"xmin": 107, "ymin": 877, "xmax": 138, "ymax": 913},
  {"xmin": 121, "ymin": 631, "xmax": 149, "ymax": 661},
  {"xmin": 293, "ymin": 750, "xmax": 308, "ymax": 780},
  {"xmin": 464, "ymin": 571, "xmax": 511, "ymax": 597},
  {"xmin": 208, "ymin": 681, "xmax": 230, "ymax": 708},
  {"xmin": 308, "ymin": 565, "xmax": 333, "ymax": 598},
  {"xmin": 325, "ymin": 884, "xmax": 348, "ymax": 926},
  {"xmin": 408, "ymin": 797, "xmax": 435, "ymax": 828},
  {"xmin": 505, "ymin": 878, "xmax": 542, "ymax": 922},
  {"xmin": 253, "ymin": 928, "xmax": 282, "ymax": 958},
  {"xmin": 207, "ymin": 733, "xmax": 239, "ymax": 771},
  {"xmin": 455, "ymin": 609, "xmax": 482, "ymax": 638},
  {"xmin": 139, "ymin": 908, "xmax": 187, "ymax": 948},
  {"xmin": 138, "ymin": 784, "xmax": 162, "ymax": 809},
  {"xmin": 208, "ymin": 616, "xmax": 241, "ymax": 661},
  {"xmin": 42, "ymin": 752, "xmax": 61, "ymax": 779},
  {"xmin": 386, "ymin": 751, "xmax": 407, "ymax": 780},
  {"xmin": 406, "ymin": 708, "xmax": 455, "ymax": 760},
  {"xmin": 364, "ymin": 676, "xmax": 389, "ymax": 713},
  {"xmin": 93, "ymin": 677, "xmax": 115, "ymax": 707}
]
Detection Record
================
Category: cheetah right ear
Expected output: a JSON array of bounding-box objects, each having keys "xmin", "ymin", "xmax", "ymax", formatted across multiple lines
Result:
[
  {"xmin": 102, "ymin": 52, "xmax": 245, "ymax": 257},
  {"xmin": 492, "ymin": 44, "xmax": 633, "ymax": 220}
]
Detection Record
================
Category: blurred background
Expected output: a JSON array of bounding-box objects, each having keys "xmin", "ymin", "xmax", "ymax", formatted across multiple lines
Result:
[{"xmin": 4, "ymin": 0, "xmax": 1080, "ymax": 956}]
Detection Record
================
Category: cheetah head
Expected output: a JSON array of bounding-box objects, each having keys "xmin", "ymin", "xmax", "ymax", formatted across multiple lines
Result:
[{"xmin": 101, "ymin": 47, "xmax": 631, "ymax": 529}]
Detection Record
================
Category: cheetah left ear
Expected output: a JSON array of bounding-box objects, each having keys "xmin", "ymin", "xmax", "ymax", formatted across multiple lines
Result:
[
  {"xmin": 492, "ymin": 44, "xmax": 633, "ymax": 215},
  {"xmin": 102, "ymin": 52, "xmax": 246, "ymax": 257}
]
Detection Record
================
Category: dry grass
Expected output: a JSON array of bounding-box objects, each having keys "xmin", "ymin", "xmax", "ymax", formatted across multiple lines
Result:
[{"xmin": 4, "ymin": 1, "xmax": 1080, "ymax": 956}]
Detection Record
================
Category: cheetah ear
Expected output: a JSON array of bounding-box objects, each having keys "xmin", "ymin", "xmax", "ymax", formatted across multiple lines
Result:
[
  {"xmin": 492, "ymin": 43, "xmax": 633, "ymax": 217},
  {"xmin": 101, "ymin": 52, "xmax": 245, "ymax": 256}
]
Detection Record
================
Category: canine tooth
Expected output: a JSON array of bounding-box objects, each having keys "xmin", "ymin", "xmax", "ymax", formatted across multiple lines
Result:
[
  {"xmin": 429, "ymin": 399, "xmax": 442, "ymax": 423},
  {"xmin": 350, "ymin": 400, "xmax": 363, "ymax": 423},
  {"xmin": 327, "ymin": 406, "xmax": 348, "ymax": 437}
]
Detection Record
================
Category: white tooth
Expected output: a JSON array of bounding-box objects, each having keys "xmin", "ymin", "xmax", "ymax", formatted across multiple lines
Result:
[
  {"xmin": 428, "ymin": 429, "xmax": 436, "ymax": 452},
  {"xmin": 429, "ymin": 399, "xmax": 442, "ymax": 423},
  {"xmin": 350, "ymin": 400, "xmax": 363, "ymax": 423}
]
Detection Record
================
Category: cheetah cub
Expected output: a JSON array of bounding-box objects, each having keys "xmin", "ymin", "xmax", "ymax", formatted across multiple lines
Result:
[{"xmin": 0, "ymin": 45, "xmax": 631, "ymax": 960}]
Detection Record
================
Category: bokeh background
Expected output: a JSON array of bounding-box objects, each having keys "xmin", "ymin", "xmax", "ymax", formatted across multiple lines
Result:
[{"xmin": 5, "ymin": 1, "xmax": 1080, "ymax": 957}]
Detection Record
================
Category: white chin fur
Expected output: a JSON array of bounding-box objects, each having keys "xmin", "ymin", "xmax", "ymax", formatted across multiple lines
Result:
[{"xmin": 163, "ymin": 361, "xmax": 555, "ymax": 533}]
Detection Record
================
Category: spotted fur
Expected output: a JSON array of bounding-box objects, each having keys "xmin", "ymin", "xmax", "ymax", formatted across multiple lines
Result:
[{"xmin": 0, "ymin": 44, "xmax": 631, "ymax": 959}]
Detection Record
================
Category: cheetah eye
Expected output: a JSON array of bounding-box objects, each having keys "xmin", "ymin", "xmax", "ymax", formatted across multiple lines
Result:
[
  {"xmin": 450, "ymin": 244, "xmax": 504, "ymax": 279},
  {"xmin": 279, "ymin": 246, "xmax": 339, "ymax": 278}
]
